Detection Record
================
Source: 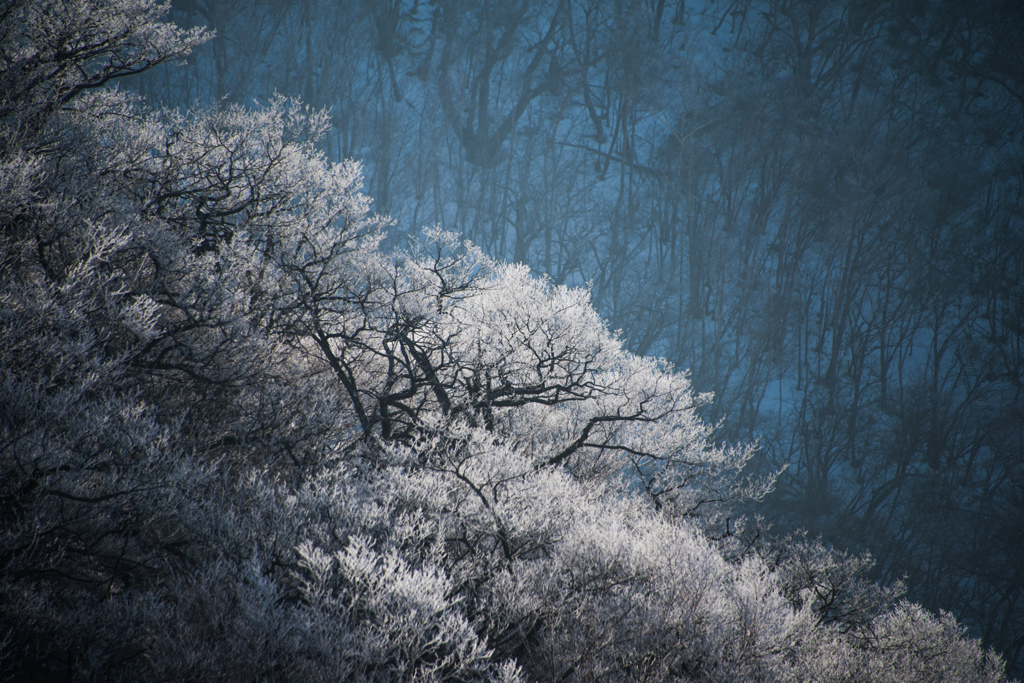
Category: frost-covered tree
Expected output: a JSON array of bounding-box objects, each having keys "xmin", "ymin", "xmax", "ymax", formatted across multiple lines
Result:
[{"xmin": 0, "ymin": 0, "xmax": 1015, "ymax": 680}]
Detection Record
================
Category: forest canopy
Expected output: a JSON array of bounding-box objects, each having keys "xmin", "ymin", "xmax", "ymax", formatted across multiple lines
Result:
[
  {"xmin": 123, "ymin": 0, "xmax": 1024, "ymax": 675},
  {"xmin": 1, "ymin": 0, "xmax": 1019, "ymax": 680}
]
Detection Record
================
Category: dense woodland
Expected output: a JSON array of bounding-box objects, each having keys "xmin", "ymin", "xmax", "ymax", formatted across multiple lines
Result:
[
  {"xmin": 1, "ymin": 0, "xmax": 1021, "ymax": 680},
  {"xmin": 128, "ymin": 0, "xmax": 1024, "ymax": 676}
]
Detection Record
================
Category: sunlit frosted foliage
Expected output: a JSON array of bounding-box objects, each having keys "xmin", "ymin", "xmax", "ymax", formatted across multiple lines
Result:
[{"xmin": 0, "ymin": 0, "xmax": 207, "ymax": 136}]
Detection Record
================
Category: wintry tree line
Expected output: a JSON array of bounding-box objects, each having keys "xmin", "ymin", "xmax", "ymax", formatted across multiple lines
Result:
[
  {"xmin": 0, "ymin": 0, "xmax": 1017, "ymax": 680},
  {"xmin": 126, "ymin": 0, "xmax": 1024, "ymax": 674}
]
